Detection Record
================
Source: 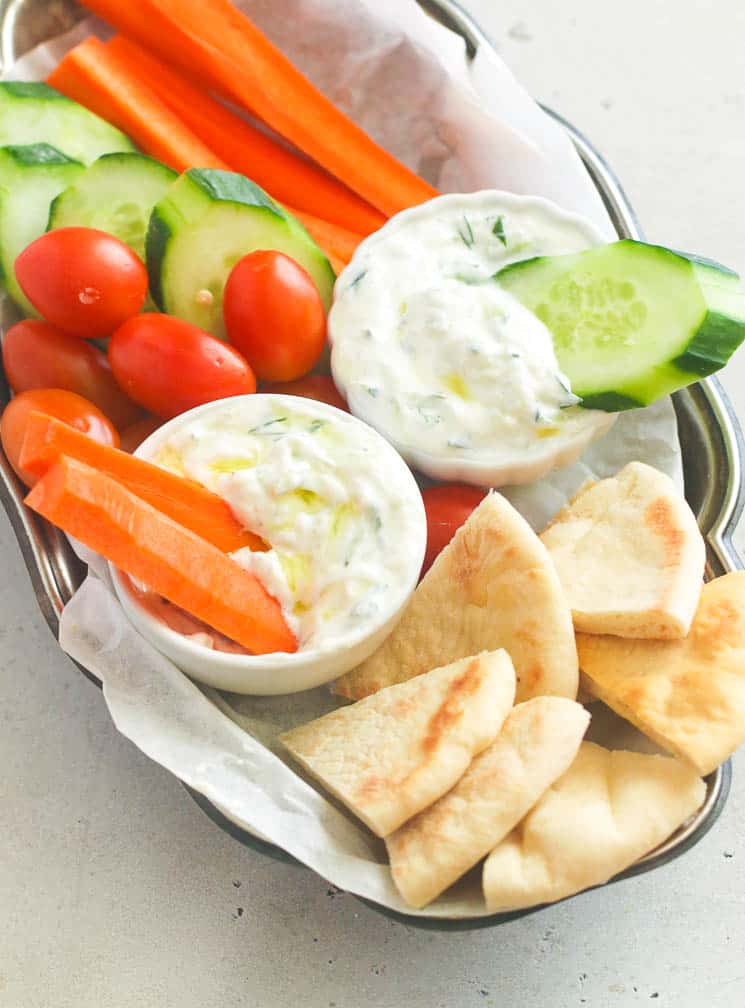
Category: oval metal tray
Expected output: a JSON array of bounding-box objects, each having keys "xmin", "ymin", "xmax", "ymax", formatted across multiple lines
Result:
[{"xmin": 0, "ymin": 0, "xmax": 741, "ymax": 929}]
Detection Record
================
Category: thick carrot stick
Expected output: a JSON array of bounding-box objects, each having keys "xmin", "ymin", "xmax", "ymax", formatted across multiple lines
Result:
[
  {"xmin": 48, "ymin": 38, "xmax": 363, "ymax": 264},
  {"xmin": 78, "ymin": 0, "xmax": 438, "ymax": 216},
  {"xmin": 291, "ymin": 211, "xmax": 363, "ymax": 266},
  {"xmin": 105, "ymin": 35, "xmax": 385, "ymax": 237},
  {"xmin": 48, "ymin": 37, "xmax": 227, "ymax": 173},
  {"xmin": 25, "ymin": 456, "xmax": 297, "ymax": 654},
  {"xmin": 20, "ymin": 412, "xmax": 265, "ymax": 554}
]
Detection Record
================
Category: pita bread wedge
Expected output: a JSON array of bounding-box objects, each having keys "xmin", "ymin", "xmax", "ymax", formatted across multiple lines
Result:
[
  {"xmin": 577, "ymin": 572, "xmax": 745, "ymax": 775},
  {"xmin": 386, "ymin": 697, "xmax": 590, "ymax": 908},
  {"xmin": 334, "ymin": 492, "xmax": 577, "ymax": 703},
  {"xmin": 540, "ymin": 462, "xmax": 704, "ymax": 639},
  {"xmin": 483, "ymin": 741, "xmax": 704, "ymax": 911},
  {"xmin": 280, "ymin": 650, "xmax": 515, "ymax": 837}
]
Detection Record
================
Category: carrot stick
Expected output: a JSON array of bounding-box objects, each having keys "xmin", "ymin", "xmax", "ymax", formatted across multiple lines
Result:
[
  {"xmin": 78, "ymin": 0, "xmax": 438, "ymax": 216},
  {"xmin": 48, "ymin": 38, "xmax": 363, "ymax": 265},
  {"xmin": 291, "ymin": 211, "xmax": 363, "ymax": 266},
  {"xmin": 48, "ymin": 37, "xmax": 227, "ymax": 173},
  {"xmin": 105, "ymin": 35, "xmax": 385, "ymax": 237},
  {"xmin": 25, "ymin": 456, "xmax": 297, "ymax": 654},
  {"xmin": 20, "ymin": 412, "xmax": 265, "ymax": 555}
]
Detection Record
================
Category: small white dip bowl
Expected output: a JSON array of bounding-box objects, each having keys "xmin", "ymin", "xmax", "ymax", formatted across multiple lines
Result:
[
  {"xmin": 111, "ymin": 394, "xmax": 427, "ymax": 695},
  {"xmin": 329, "ymin": 190, "xmax": 616, "ymax": 487}
]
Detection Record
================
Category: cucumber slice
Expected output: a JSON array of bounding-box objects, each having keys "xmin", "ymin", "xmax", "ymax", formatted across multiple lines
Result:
[
  {"xmin": 146, "ymin": 169, "xmax": 335, "ymax": 338},
  {"xmin": 497, "ymin": 239, "xmax": 745, "ymax": 410},
  {"xmin": 49, "ymin": 153, "xmax": 177, "ymax": 261},
  {"xmin": 0, "ymin": 81, "xmax": 136, "ymax": 164},
  {"xmin": 0, "ymin": 143, "xmax": 84, "ymax": 313}
]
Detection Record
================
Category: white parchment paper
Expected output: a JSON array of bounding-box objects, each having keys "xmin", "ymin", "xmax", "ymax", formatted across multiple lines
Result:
[{"xmin": 10, "ymin": 0, "xmax": 683, "ymax": 918}]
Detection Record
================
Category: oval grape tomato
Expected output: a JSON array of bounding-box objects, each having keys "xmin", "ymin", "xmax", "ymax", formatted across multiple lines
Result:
[
  {"xmin": 223, "ymin": 250, "xmax": 326, "ymax": 383},
  {"xmin": 2, "ymin": 318, "xmax": 143, "ymax": 430},
  {"xmin": 261, "ymin": 374, "xmax": 348, "ymax": 412},
  {"xmin": 15, "ymin": 227, "xmax": 148, "ymax": 338},
  {"xmin": 109, "ymin": 314, "xmax": 256, "ymax": 420},
  {"xmin": 1, "ymin": 388, "xmax": 119, "ymax": 487},
  {"xmin": 119, "ymin": 415, "xmax": 163, "ymax": 453},
  {"xmin": 421, "ymin": 484, "xmax": 487, "ymax": 577}
]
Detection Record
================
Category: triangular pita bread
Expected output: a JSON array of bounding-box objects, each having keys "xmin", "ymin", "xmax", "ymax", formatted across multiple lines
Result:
[
  {"xmin": 334, "ymin": 492, "xmax": 578, "ymax": 703},
  {"xmin": 483, "ymin": 741, "xmax": 704, "ymax": 911},
  {"xmin": 386, "ymin": 697, "xmax": 590, "ymax": 908},
  {"xmin": 280, "ymin": 650, "xmax": 515, "ymax": 837},
  {"xmin": 577, "ymin": 572, "xmax": 745, "ymax": 775},
  {"xmin": 540, "ymin": 462, "xmax": 704, "ymax": 639}
]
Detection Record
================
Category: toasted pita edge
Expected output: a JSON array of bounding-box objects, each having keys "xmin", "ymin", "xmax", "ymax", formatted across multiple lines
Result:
[
  {"xmin": 386, "ymin": 696, "xmax": 590, "ymax": 908},
  {"xmin": 482, "ymin": 742, "xmax": 705, "ymax": 912},
  {"xmin": 334, "ymin": 490, "xmax": 578, "ymax": 703},
  {"xmin": 541, "ymin": 461, "xmax": 705, "ymax": 640},
  {"xmin": 280, "ymin": 649, "xmax": 516, "ymax": 837}
]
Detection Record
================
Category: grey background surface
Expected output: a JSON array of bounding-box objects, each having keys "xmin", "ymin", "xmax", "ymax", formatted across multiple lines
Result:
[{"xmin": 3, "ymin": 1, "xmax": 745, "ymax": 1005}]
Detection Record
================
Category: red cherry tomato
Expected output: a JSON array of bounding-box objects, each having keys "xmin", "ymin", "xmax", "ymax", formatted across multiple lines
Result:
[
  {"xmin": 1, "ymin": 388, "xmax": 119, "ymax": 487},
  {"xmin": 223, "ymin": 250, "xmax": 326, "ymax": 382},
  {"xmin": 108, "ymin": 313, "xmax": 257, "ymax": 420},
  {"xmin": 261, "ymin": 374, "xmax": 348, "ymax": 412},
  {"xmin": 421, "ymin": 484, "xmax": 487, "ymax": 577},
  {"xmin": 15, "ymin": 227, "xmax": 148, "ymax": 338},
  {"xmin": 2, "ymin": 318, "xmax": 143, "ymax": 430},
  {"xmin": 119, "ymin": 415, "xmax": 163, "ymax": 453}
]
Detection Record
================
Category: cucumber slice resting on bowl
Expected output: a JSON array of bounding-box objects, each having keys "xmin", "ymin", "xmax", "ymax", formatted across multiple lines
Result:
[{"xmin": 497, "ymin": 239, "xmax": 745, "ymax": 410}]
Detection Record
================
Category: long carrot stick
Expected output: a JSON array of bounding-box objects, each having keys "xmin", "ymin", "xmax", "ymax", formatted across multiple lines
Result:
[
  {"xmin": 105, "ymin": 35, "xmax": 385, "ymax": 237},
  {"xmin": 25, "ymin": 455, "xmax": 297, "ymax": 654},
  {"xmin": 48, "ymin": 37, "xmax": 228, "ymax": 173},
  {"xmin": 291, "ymin": 211, "xmax": 363, "ymax": 266},
  {"xmin": 79, "ymin": 0, "xmax": 438, "ymax": 216},
  {"xmin": 20, "ymin": 412, "xmax": 265, "ymax": 554},
  {"xmin": 48, "ymin": 38, "xmax": 363, "ymax": 266}
]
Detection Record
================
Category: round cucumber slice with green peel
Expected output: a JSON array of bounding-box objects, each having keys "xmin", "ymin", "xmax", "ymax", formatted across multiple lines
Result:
[
  {"xmin": 0, "ymin": 143, "xmax": 84, "ymax": 314},
  {"xmin": 0, "ymin": 81, "xmax": 136, "ymax": 164},
  {"xmin": 146, "ymin": 169, "xmax": 336, "ymax": 338},
  {"xmin": 496, "ymin": 239, "xmax": 745, "ymax": 410},
  {"xmin": 49, "ymin": 152, "xmax": 177, "ymax": 262}
]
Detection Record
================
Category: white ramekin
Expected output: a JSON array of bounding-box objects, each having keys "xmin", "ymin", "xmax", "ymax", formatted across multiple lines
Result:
[
  {"xmin": 110, "ymin": 394, "xmax": 427, "ymax": 695},
  {"xmin": 329, "ymin": 190, "xmax": 616, "ymax": 488}
]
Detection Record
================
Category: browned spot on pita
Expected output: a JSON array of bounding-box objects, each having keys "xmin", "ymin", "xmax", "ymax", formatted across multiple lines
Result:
[
  {"xmin": 422, "ymin": 658, "xmax": 484, "ymax": 754},
  {"xmin": 690, "ymin": 597, "xmax": 744, "ymax": 654},
  {"xmin": 519, "ymin": 661, "xmax": 544, "ymax": 692},
  {"xmin": 644, "ymin": 497, "xmax": 683, "ymax": 561},
  {"xmin": 355, "ymin": 773, "xmax": 385, "ymax": 802},
  {"xmin": 354, "ymin": 661, "xmax": 487, "ymax": 805}
]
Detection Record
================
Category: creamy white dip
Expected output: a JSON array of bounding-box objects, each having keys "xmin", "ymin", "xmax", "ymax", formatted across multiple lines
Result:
[
  {"xmin": 329, "ymin": 191, "xmax": 615, "ymax": 486},
  {"xmin": 146, "ymin": 396, "xmax": 425, "ymax": 652}
]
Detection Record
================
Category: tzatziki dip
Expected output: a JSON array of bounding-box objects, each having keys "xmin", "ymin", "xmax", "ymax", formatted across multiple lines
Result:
[
  {"xmin": 140, "ymin": 395, "xmax": 426, "ymax": 655},
  {"xmin": 329, "ymin": 191, "xmax": 616, "ymax": 486}
]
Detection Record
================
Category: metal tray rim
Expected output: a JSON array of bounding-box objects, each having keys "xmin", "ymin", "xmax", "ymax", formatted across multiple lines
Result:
[{"xmin": 0, "ymin": 0, "xmax": 739, "ymax": 929}]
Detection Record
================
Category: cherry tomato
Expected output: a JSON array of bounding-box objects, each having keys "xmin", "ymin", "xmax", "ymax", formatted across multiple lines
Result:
[
  {"xmin": 223, "ymin": 250, "xmax": 326, "ymax": 382},
  {"xmin": 119, "ymin": 415, "xmax": 163, "ymax": 453},
  {"xmin": 421, "ymin": 484, "xmax": 487, "ymax": 577},
  {"xmin": 109, "ymin": 314, "xmax": 257, "ymax": 420},
  {"xmin": 1, "ymin": 388, "xmax": 119, "ymax": 487},
  {"xmin": 261, "ymin": 374, "xmax": 348, "ymax": 412},
  {"xmin": 2, "ymin": 318, "xmax": 143, "ymax": 431},
  {"xmin": 15, "ymin": 227, "xmax": 148, "ymax": 338}
]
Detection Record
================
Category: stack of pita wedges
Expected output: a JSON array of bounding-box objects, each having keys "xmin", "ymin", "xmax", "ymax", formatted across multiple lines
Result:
[{"xmin": 281, "ymin": 461, "xmax": 745, "ymax": 913}]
